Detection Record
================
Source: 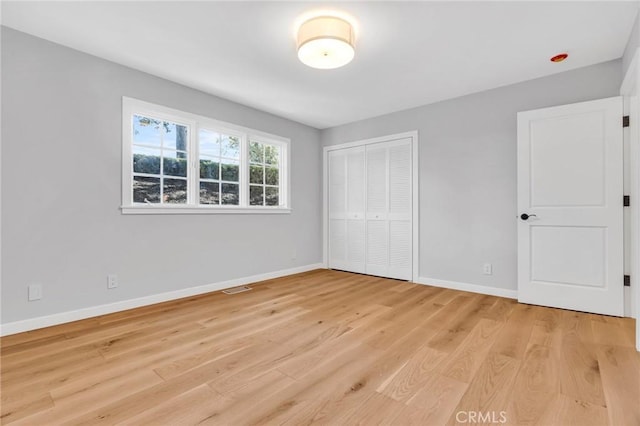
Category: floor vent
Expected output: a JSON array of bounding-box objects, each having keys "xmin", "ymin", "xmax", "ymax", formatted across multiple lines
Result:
[{"xmin": 222, "ymin": 286, "xmax": 252, "ymax": 295}]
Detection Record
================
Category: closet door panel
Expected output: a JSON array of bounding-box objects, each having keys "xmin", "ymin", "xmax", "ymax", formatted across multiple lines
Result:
[
  {"xmin": 347, "ymin": 219, "xmax": 366, "ymax": 272},
  {"xmin": 388, "ymin": 142, "xmax": 412, "ymax": 219},
  {"xmin": 387, "ymin": 140, "xmax": 412, "ymax": 279},
  {"xmin": 346, "ymin": 147, "xmax": 366, "ymax": 272},
  {"xmin": 328, "ymin": 150, "xmax": 348, "ymax": 270},
  {"xmin": 366, "ymin": 146, "xmax": 387, "ymax": 215},
  {"xmin": 389, "ymin": 220, "xmax": 412, "ymax": 279},
  {"xmin": 347, "ymin": 148, "xmax": 366, "ymax": 213},
  {"xmin": 366, "ymin": 220, "xmax": 389, "ymax": 277},
  {"xmin": 365, "ymin": 144, "xmax": 388, "ymax": 275}
]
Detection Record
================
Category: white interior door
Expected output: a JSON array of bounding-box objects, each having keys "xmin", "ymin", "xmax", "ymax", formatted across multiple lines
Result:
[{"xmin": 517, "ymin": 96, "xmax": 624, "ymax": 316}]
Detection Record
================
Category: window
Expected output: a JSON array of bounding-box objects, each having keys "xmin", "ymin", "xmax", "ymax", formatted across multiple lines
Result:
[
  {"xmin": 249, "ymin": 141, "xmax": 281, "ymax": 206},
  {"xmin": 198, "ymin": 130, "xmax": 241, "ymax": 206},
  {"xmin": 122, "ymin": 97, "xmax": 290, "ymax": 214},
  {"xmin": 132, "ymin": 115, "xmax": 189, "ymax": 204}
]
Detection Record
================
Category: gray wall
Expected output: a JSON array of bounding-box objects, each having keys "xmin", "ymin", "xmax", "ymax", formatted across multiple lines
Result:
[
  {"xmin": 1, "ymin": 27, "xmax": 322, "ymax": 324},
  {"xmin": 623, "ymin": 9, "xmax": 640, "ymax": 77},
  {"xmin": 321, "ymin": 60, "xmax": 623, "ymax": 292}
]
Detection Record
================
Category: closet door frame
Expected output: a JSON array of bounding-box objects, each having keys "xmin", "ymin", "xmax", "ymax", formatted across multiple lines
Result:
[{"xmin": 323, "ymin": 131, "xmax": 419, "ymax": 281}]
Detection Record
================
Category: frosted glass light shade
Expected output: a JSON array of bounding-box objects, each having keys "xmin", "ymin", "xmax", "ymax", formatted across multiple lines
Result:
[{"xmin": 297, "ymin": 16, "xmax": 355, "ymax": 69}]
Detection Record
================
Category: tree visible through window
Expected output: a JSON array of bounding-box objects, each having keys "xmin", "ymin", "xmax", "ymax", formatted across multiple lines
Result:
[
  {"xmin": 199, "ymin": 129, "xmax": 241, "ymax": 205},
  {"xmin": 249, "ymin": 141, "xmax": 280, "ymax": 206},
  {"xmin": 132, "ymin": 115, "xmax": 189, "ymax": 204}
]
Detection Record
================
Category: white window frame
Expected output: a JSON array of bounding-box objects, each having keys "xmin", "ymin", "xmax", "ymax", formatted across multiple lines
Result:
[{"xmin": 122, "ymin": 97, "xmax": 291, "ymax": 214}]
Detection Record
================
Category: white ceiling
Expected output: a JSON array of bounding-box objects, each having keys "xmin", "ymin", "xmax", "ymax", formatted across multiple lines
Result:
[{"xmin": 2, "ymin": 1, "xmax": 639, "ymax": 129}]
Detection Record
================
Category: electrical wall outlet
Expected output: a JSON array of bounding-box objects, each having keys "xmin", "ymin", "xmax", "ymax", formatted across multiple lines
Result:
[
  {"xmin": 107, "ymin": 274, "xmax": 118, "ymax": 289},
  {"xmin": 483, "ymin": 263, "xmax": 493, "ymax": 275},
  {"xmin": 28, "ymin": 284, "xmax": 43, "ymax": 301}
]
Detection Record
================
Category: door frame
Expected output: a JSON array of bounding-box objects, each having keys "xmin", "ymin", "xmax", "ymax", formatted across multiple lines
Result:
[
  {"xmin": 322, "ymin": 131, "xmax": 420, "ymax": 281},
  {"xmin": 620, "ymin": 47, "xmax": 640, "ymax": 351}
]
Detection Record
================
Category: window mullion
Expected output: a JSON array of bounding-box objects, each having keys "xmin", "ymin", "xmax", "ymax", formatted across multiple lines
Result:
[
  {"xmin": 190, "ymin": 124, "xmax": 199, "ymax": 206},
  {"xmin": 240, "ymin": 135, "xmax": 249, "ymax": 207}
]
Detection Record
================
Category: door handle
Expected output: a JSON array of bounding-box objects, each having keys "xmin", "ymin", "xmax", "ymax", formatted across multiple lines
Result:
[{"xmin": 520, "ymin": 213, "xmax": 537, "ymax": 221}]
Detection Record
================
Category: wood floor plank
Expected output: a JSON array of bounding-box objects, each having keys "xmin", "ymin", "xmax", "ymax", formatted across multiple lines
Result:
[
  {"xmin": 118, "ymin": 385, "xmax": 226, "ymax": 426},
  {"xmin": 446, "ymin": 351, "xmax": 521, "ymax": 426},
  {"xmin": 536, "ymin": 394, "xmax": 609, "ymax": 426},
  {"xmin": 440, "ymin": 318, "xmax": 503, "ymax": 383},
  {"xmin": 392, "ymin": 373, "xmax": 468, "ymax": 426},
  {"xmin": 376, "ymin": 344, "xmax": 449, "ymax": 402},
  {"xmin": 11, "ymin": 370, "xmax": 164, "ymax": 425},
  {"xmin": 489, "ymin": 303, "xmax": 536, "ymax": 360},
  {"xmin": 557, "ymin": 330, "xmax": 606, "ymax": 407},
  {"xmin": 506, "ymin": 344, "xmax": 559, "ymax": 425},
  {"xmin": 1, "ymin": 270, "xmax": 637, "ymax": 425},
  {"xmin": 596, "ymin": 344, "xmax": 640, "ymax": 426}
]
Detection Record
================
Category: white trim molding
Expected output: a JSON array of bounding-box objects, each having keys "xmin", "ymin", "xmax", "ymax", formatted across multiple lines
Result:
[
  {"xmin": 620, "ymin": 46, "xmax": 640, "ymax": 351},
  {"xmin": 416, "ymin": 276, "xmax": 518, "ymax": 299},
  {"xmin": 0, "ymin": 263, "xmax": 324, "ymax": 337}
]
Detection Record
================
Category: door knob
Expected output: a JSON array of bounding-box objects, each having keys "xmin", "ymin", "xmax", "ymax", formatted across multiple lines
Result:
[{"xmin": 520, "ymin": 213, "xmax": 537, "ymax": 220}]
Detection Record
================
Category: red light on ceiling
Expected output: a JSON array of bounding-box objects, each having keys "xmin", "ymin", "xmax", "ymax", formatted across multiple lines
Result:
[{"xmin": 550, "ymin": 53, "xmax": 569, "ymax": 63}]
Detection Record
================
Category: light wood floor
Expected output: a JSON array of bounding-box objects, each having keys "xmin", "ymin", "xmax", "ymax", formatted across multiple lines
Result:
[{"xmin": 1, "ymin": 269, "xmax": 638, "ymax": 425}]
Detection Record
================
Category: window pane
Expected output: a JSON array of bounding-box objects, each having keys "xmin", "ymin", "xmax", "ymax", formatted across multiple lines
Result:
[
  {"xmin": 163, "ymin": 153, "xmax": 188, "ymax": 177},
  {"xmin": 265, "ymin": 167, "xmax": 279, "ymax": 186},
  {"xmin": 265, "ymin": 186, "xmax": 279, "ymax": 206},
  {"xmin": 265, "ymin": 145, "xmax": 279, "ymax": 165},
  {"xmin": 133, "ymin": 176, "xmax": 160, "ymax": 203},
  {"xmin": 221, "ymin": 183, "xmax": 239, "ymax": 205},
  {"xmin": 163, "ymin": 122, "xmax": 188, "ymax": 151},
  {"xmin": 250, "ymin": 185, "xmax": 264, "ymax": 206},
  {"xmin": 133, "ymin": 115, "xmax": 162, "ymax": 147},
  {"xmin": 221, "ymin": 159, "xmax": 239, "ymax": 182},
  {"xmin": 199, "ymin": 129, "xmax": 220, "ymax": 157},
  {"xmin": 199, "ymin": 159, "xmax": 219, "ymax": 180},
  {"xmin": 133, "ymin": 146, "xmax": 161, "ymax": 174},
  {"xmin": 200, "ymin": 181, "xmax": 219, "ymax": 205},
  {"xmin": 250, "ymin": 164, "xmax": 264, "ymax": 184},
  {"xmin": 163, "ymin": 178, "xmax": 187, "ymax": 204},
  {"xmin": 221, "ymin": 135, "xmax": 240, "ymax": 159},
  {"xmin": 249, "ymin": 142, "xmax": 264, "ymax": 163}
]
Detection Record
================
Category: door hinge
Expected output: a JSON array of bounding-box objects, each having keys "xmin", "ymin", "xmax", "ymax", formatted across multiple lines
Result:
[
  {"xmin": 624, "ymin": 275, "xmax": 630, "ymax": 287},
  {"xmin": 623, "ymin": 115, "xmax": 630, "ymax": 127},
  {"xmin": 624, "ymin": 195, "xmax": 630, "ymax": 207}
]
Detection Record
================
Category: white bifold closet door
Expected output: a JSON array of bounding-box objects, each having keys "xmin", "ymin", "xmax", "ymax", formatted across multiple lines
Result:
[{"xmin": 328, "ymin": 138, "xmax": 412, "ymax": 280}]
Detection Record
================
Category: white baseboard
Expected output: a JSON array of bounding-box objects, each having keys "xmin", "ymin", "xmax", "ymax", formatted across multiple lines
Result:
[
  {"xmin": 415, "ymin": 276, "xmax": 517, "ymax": 299},
  {"xmin": 0, "ymin": 263, "xmax": 325, "ymax": 337}
]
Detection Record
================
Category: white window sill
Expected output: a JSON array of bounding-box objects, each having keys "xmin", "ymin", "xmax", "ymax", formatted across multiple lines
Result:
[{"xmin": 121, "ymin": 205, "xmax": 292, "ymax": 215}]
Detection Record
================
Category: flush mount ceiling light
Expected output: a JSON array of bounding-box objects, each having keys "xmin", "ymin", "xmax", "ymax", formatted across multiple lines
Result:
[{"xmin": 297, "ymin": 15, "xmax": 355, "ymax": 69}]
